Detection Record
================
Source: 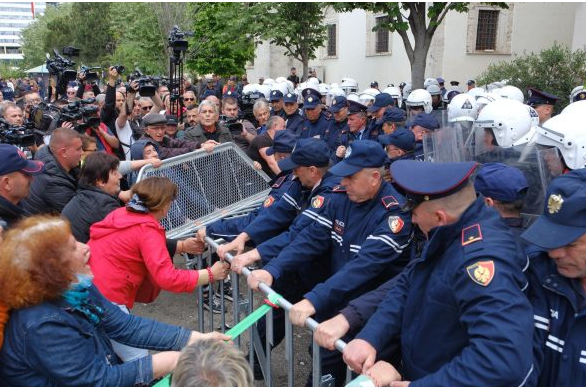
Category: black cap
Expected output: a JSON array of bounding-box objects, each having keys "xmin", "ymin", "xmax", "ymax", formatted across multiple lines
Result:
[{"xmin": 527, "ymin": 88, "xmax": 559, "ymax": 106}]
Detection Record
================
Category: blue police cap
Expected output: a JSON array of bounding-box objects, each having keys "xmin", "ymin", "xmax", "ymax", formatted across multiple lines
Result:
[
  {"xmin": 223, "ymin": 90, "xmax": 239, "ymax": 100},
  {"xmin": 376, "ymin": 107, "xmax": 406, "ymax": 125},
  {"xmin": 527, "ymin": 87, "xmax": 559, "ymax": 106},
  {"xmin": 328, "ymin": 95, "xmax": 349, "ymax": 113},
  {"xmin": 467, "ymin": 79, "xmax": 476, "ymax": 86},
  {"xmin": 474, "ymin": 163, "xmax": 528, "ymax": 202},
  {"xmin": 370, "ymin": 81, "xmax": 379, "ymax": 88},
  {"xmin": 303, "ymin": 89, "xmax": 322, "ymax": 109},
  {"xmin": 0, "ymin": 144, "xmax": 44, "ymax": 175},
  {"xmin": 378, "ymin": 128, "xmax": 416, "ymax": 152},
  {"xmin": 410, "ymin": 113, "xmax": 440, "ymax": 130},
  {"xmin": 391, "ymin": 160, "xmax": 479, "ymax": 209},
  {"xmin": 284, "ymin": 92, "xmax": 297, "ymax": 103},
  {"xmin": 202, "ymin": 89, "xmax": 216, "ymax": 99},
  {"xmin": 522, "ymin": 169, "xmax": 586, "ymax": 250},
  {"xmin": 347, "ymin": 100, "xmax": 367, "ymax": 115},
  {"xmin": 366, "ymin": 93, "xmax": 395, "ymax": 112},
  {"xmin": 437, "ymin": 77, "xmax": 445, "ymax": 84},
  {"xmin": 329, "ymin": 140, "xmax": 387, "ymax": 177},
  {"xmin": 301, "ymin": 88, "xmax": 322, "ymax": 99},
  {"xmin": 267, "ymin": 130, "xmax": 297, "ymax": 156},
  {"xmin": 269, "ymin": 90, "xmax": 284, "ymax": 102},
  {"xmin": 277, "ymin": 138, "xmax": 330, "ymax": 171}
]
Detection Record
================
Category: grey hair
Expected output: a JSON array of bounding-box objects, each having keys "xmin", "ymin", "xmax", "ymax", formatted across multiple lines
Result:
[
  {"xmin": 198, "ymin": 99, "xmax": 219, "ymax": 115},
  {"xmin": 95, "ymin": 94, "xmax": 106, "ymax": 105},
  {"xmin": 171, "ymin": 339, "xmax": 254, "ymax": 387},
  {"xmin": 139, "ymin": 97, "xmax": 153, "ymax": 105},
  {"xmin": 252, "ymin": 99, "xmax": 270, "ymax": 114}
]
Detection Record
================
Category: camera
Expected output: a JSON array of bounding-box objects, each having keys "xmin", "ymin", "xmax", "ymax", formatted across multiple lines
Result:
[
  {"xmin": 128, "ymin": 68, "xmax": 163, "ymax": 97},
  {"xmin": 240, "ymin": 92, "xmax": 263, "ymax": 127},
  {"xmin": 220, "ymin": 115, "xmax": 244, "ymax": 135},
  {"xmin": 168, "ymin": 25, "xmax": 193, "ymax": 52},
  {"xmin": 0, "ymin": 119, "xmax": 35, "ymax": 147},
  {"xmin": 112, "ymin": 65, "xmax": 125, "ymax": 75},
  {"xmin": 46, "ymin": 47, "xmax": 79, "ymax": 98},
  {"xmin": 80, "ymin": 65, "xmax": 101, "ymax": 83},
  {"xmin": 29, "ymin": 103, "xmax": 62, "ymax": 133}
]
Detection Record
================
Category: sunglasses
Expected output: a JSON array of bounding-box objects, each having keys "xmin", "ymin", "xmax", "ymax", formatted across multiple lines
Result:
[
  {"xmin": 141, "ymin": 106, "xmax": 153, "ymax": 111},
  {"xmin": 184, "ymin": 98, "xmax": 195, "ymax": 101}
]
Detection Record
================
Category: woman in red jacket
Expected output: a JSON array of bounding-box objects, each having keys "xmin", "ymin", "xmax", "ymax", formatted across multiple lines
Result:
[{"xmin": 88, "ymin": 176, "xmax": 230, "ymax": 360}]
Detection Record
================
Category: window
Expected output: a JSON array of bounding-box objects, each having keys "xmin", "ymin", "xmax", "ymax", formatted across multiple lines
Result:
[
  {"xmin": 326, "ymin": 24, "xmax": 336, "ymax": 57},
  {"xmin": 375, "ymin": 16, "xmax": 390, "ymax": 53},
  {"xmin": 475, "ymin": 10, "xmax": 499, "ymax": 51}
]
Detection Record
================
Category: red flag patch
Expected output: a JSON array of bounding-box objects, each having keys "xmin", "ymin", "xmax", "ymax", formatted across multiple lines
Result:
[{"xmin": 466, "ymin": 261, "xmax": 495, "ymax": 286}]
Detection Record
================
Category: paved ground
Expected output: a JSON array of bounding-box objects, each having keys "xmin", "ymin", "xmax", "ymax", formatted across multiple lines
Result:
[{"xmin": 133, "ymin": 254, "xmax": 315, "ymax": 387}]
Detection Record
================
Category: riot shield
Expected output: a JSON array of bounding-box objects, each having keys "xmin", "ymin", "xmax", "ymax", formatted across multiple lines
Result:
[{"xmin": 423, "ymin": 121, "xmax": 475, "ymax": 162}]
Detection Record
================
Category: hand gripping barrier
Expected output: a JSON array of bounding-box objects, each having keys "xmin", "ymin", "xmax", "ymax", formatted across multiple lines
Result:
[{"xmin": 136, "ymin": 142, "xmax": 271, "ymax": 239}]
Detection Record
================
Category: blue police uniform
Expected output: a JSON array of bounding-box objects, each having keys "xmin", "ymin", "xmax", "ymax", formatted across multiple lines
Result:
[
  {"xmin": 285, "ymin": 111, "xmax": 304, "ymax": 135},
  {"xmin": 323, "ymin": 119, "xmax": 348, "ymax": 153},
  {"xmin": 337, "ymin": 100, "xmax": 381, "ymax": 148},
  {"xmin": 521, "ymin": 169, "xmax": 586, "ymax": 387},
  {"xmin": 298, "ymin": 111, "xmax": 332, "ymax": 139},
  {"xmin": 270, "ymin": 108, "xmax": 287, "ymax": 119},
  {"xmin": 355, "ymin": 160, "xmax": 534, "ymax": 387}
]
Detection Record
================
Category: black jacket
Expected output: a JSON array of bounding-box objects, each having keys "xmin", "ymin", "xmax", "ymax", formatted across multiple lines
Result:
[
  {"xmin": 61, "ymin": 184, "xmax": 121, "ymax": 243},
  {"xmin": 0, "ymin": 195, "xmax": 25, "ymax": 228},
  {"xmin": 21, "ymin": 146, "xmax": 78, "ymax": 215}
]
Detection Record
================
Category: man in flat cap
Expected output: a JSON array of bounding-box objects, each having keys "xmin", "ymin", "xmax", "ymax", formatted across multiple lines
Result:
[{"xmin": 527, "ymin": 87, "xmax": 559, "ymax": 124}]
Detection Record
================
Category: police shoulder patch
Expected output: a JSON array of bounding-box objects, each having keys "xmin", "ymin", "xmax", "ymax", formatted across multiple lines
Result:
[
  {"xmin": 333, "ymin": 185, "xmax": 346, "ymax": 193},
  {"xmin": 466, "ymin": 260, "xmax": 495, "ymax": 286},
  {"xmin": 461, "ymin": 224, "xmax": 483, "ymax": 246},
  {"xmin": 388, "ymin": 216, "xmax": 404, "ymax": 234},
  {"xmin": 263, "ymin": 196, "xmax": 275, "ymax": 208},
  {"xmin": 381, "ymin": 195, "xmax": 399, "ymax": 209},
  {"xmin": 312, "ymin": 195, "xmax": 325, "ymax": 209},
  {"xmin": 272, "ymin": 175, "xmax": 287, "ymax": 189}
]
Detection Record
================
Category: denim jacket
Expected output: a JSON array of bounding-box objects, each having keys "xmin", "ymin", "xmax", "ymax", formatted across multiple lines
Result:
[{"xmin": 0, "ymin": 285, "xmax": 191, "ymax": 387}]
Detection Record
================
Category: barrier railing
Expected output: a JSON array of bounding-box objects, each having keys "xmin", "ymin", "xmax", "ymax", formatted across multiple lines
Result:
[
  {"xmin": 187, "ymin": 236, "xmax": 352, "ymax": 387},
  {"xmin": 136, "ymin": 143, "xmax": 271, "ymax": 239}
]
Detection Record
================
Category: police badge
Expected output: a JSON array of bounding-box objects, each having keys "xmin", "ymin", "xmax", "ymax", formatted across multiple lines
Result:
[{"xmin": 547, "ymin": 194, "xmax": 563, "ymax": 214}]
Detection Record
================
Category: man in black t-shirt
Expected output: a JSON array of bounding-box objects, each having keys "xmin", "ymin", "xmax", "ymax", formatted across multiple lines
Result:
[{"xmin": 246, "ymin": 115, "xmax": 285, "ymax": 179}]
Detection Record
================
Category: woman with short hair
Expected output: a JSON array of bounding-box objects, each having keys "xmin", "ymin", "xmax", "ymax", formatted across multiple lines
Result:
[{"xmin": 0, "ymin": 215, "xmax": 228, "ymax": 386}]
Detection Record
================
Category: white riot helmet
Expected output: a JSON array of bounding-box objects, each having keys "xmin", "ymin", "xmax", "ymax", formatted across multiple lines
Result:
[
  {"xmin": 263, "ymin": 78, "xmax": 275, "ymax": 87},
  {"xmin": 326, "ymin": 86, "xmax": 346, "ymax": 106},
  {"xmin": 358, "ymin": 87, "xmax": 380, "ymax": 105},
  {"xmin": 306, "ymin": 77, "xmax": 320, "ymax": 90},
  {"xmin": 382, "ymin": 86, "xmax": 402, "ymax": 108},
  {"xmin": 467, "ymin": 86, "xmax": 487, "ymax": 100},
  {"xmin": 496, "ymin": 85, "xmax": 524, "ymax": 103},
  {"xmin": 424, "ymin": 78, "xmax": 439, "ymax": 89},
  {"xmin": 405, "ymin": 89, "xmax": 432, "ymax": 114},
  {"xmin": 346, "ymin": 92, "xmax": 360, "ymax": 102},
  {"xmin": 402, "ymin": 82, "xmax": 413, "ymax": 101},
  {"xmin": 426, "ymin": 84, "xmax": 442, "ymax": 96},
  {"xmin": 570, "ymin": 86, "xmax": 586, "ymax": 103},
  {"xmin": 474, "ymin": 99, "xmax": 533, "ymax": 148},
  {"xmin": 536, "ymin": 112, "xmax": 586, "ymax": 170},
  {"xmin": 242, "ymin": 84, "xmax": 257, "ymax": 95},
  {"xmin": 486, "ymin": 82, "xmax": 503, "ymax": 92},
  {"xmin": 448, "ymin": 93, "xmax": 478, "ymax": 122},
  {"xmin": 562, "ymin": 99, "xmax": 586, "ymax": 117},
  {"xmin": 256, "ymin": 84, "xmax": 271, "ymax": 99},
  {"xmin": 319, "ymin": 83, "xmax": 330, "ymax": 96},
  {"xmin": 271, "ymin": 81, "xmax": 289, "ymax": 96},
  {"xmin": 340, "ymin": 78, "xmax": 359, "ymax": 95},
  {"xmin": 275, "ymin": 76, "xmax": 287, "ymax": 84},
  {"xmin": 285, "ymin": 80, "xmax": 295, "ymax": 94}
]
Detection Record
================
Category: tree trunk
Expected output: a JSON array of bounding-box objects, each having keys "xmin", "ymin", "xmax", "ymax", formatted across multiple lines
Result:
[{"xmin": 411, "ymin": 44, "xmax": 427, "ymax": 90}]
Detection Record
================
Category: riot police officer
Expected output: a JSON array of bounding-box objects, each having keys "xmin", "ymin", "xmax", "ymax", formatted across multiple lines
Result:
[
  {"xmin": 298, "ymin": 89, "xmax": 332, "ymax": 139},
  {"xmin": 283, "ymin": 92, "xmax": 304, "ymax": 136}
]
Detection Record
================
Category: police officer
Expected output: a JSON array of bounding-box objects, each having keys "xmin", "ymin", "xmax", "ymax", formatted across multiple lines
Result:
[
  {"xmin": 379, "ymin": 128, "xmax": 417, "ymax": 165},
  {"xmin": 298, "ymin": 88, "xmax": 332, "ymax": 139},
  {"xmin": 366, "ymin": 93, "xmax": 395, "ymax": 139},
  {"xmin": 323, "ymin": 95, "xmax": 349, "ymax": 154},
  {"xmin": 248, "ymin": 140, "xmax": 412, "ymax": 387},
  {"xmin": 378, "ymin": 107, "xmax": 407, "ymax": 135},
  {"xmin": 199, "ymin": 130, "xmax": 298, "ymax": 243},
  {"xmin": 283, "ymin": 92, "xmax": 304, "ymax": 136},
  {"xmin": 336, "ymin": 100, "xmax": 380, "ymax": 162},
  {"xmin": 269, "ymin": 90, "xmax": 287, "ymax": 119},
  {"xmin": 410, "ymin": 113, "xmax": 440, "ymax": 161},
  {"xmin": 342, "ymin": 160, "xmax": 534, "ymax": 387},
  {"xmin": 527, "ymin": 87, "xmax": 559, "ymax": 124},
  {"xmin": 522, "ymin": 169, "xmax": 586, "ymax": 387}
]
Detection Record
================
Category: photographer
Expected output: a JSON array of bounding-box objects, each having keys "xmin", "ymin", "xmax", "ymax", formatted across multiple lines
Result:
[
  {"xmin": 184, "ymin": 100, "xmax": 232, "ymax": 144},
  {"xmin": 75, "ymin": 71, "xmax": 101, "ymax": 101},
  {"xmin": 82, "ymin": 100, "xmax": 119, "ymax": 155},
  {"xmin": 220, "ymin": 92, "xmax": 256, "ymax": 150}
]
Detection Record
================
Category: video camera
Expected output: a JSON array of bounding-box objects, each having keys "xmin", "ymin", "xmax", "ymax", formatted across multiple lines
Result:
[
  {"xmin": 80, "ymin": 65, "xmax": 102, "ymax": 83},
  {"xmin": 58, "ymin": 99, "xmax": 101, "ymax": 132},
  {"xmin": 46, "ymin": 47, "xmax": 78, "ymax": 83},
  {"xmin": 220, "ymin": 115, "xmax": 244, "ymax": 135},
  {"xmin": 128, "ymin": 68, "xmax": 166, "ymax": 97},
  {"xmin": 0, "ymin": 119, "xmax": 35, "ymax": 147},
  {"xmin": 168, "ymin": 25, "xmax": 193, "ymax": 53},
  {"xmin": 240, "ymin": 92, "xmax": 263, "ymax": 127}
]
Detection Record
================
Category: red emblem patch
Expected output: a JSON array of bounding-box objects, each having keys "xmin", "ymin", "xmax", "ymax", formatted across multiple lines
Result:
[
  {"xmin": 388, "ymin": 216, "xmax": 404, "ymax": 234},
  {"xmin": 263, "ymin": 196, "xmax": 275, "ymax": 208},
  {"xmin": 466, "ymin": 261, "xmax": 495, "ymax": 286},
  {"xmin": 312, "ymin": 195, "xmax": 325, "ymax": 209}
]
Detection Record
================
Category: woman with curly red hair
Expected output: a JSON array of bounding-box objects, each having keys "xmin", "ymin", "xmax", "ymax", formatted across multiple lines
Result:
[{"xmin": 0, "ymin": 215, "xmax": 228, "ymax": 386}]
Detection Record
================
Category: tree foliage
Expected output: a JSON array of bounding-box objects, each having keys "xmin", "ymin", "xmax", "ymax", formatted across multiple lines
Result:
[
  {"xmin": 333, "ymin": 2, "xmax": 507, "ymax": 88},
  {"xmin": 186, "ymin": 2, "xmax": 256, "ymax": 77},
  {"xmin": 477, "ymin": 43, "xmax": 586, "ymax": 112}
]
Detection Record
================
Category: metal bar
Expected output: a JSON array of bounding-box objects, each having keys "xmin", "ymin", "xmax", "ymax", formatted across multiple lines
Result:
[
  {"xmin": 285, "ymin": 310, "xmax": 294, "ymax": 387},
  {"xmin": 196, "ymin": 254, "xmax": 204, "ymax": 333},
  {"xmin": 207, "ymin": 248, "xmax": 213, "ymax": 333},
  {"xmin": 266, "ymin": 308, "xmax": 273, "ymax": 387},
  {"xmin": 232, "ymin": 271, "xmax": 241, "ymax": 348},
  {"xmin": 312, "ymin": 335, "xmax": 321, "ymax": 387}
]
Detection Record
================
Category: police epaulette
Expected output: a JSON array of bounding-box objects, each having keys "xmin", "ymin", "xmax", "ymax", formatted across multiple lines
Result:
[
  {"xmin": 461, "ymin": 224, "xmax": 484, "ymax": 252},
  {"xmin": 381, "ymin": 195, "xmax": 399, "ymax": 209},
  {"xmin": 272, "ymin": 175, "xmax": 287, "ymax": 189},
  {"xmin": 333, "ymin": 185, "xmax": 346, "ymax": 192}
]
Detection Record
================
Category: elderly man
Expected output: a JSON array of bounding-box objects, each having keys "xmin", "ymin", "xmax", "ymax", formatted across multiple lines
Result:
[
  {"xmin": 140, "ymin": 114, "xmax": 210, "ymax": 159},
  {"xmin": 521, "ymin": 169, "xmax": 586, "ymax": 387},
  {"xmin": 183, "ymin": 100, "xmax": 232, "ymax": 144},
  {"xmin": 341, "ymin": 160, "xmax": 534, "ymax": 387}
]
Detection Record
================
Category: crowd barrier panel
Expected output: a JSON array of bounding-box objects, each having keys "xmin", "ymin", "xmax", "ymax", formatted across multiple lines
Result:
[{"xmin": 136, "ymin": 142, "xmax": 271, "ymax": 239}]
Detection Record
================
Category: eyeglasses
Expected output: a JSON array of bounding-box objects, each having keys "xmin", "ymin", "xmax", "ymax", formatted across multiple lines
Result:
[
  {"xmin": 67, "ymin": 91, "xmax": 75, "ymax": 95},
  {"xmin": 141, "ymin": 105, "xmax": 153, "ymax": 111},
  {"xmin": 184, "ymin": 98, "xmax": 194, "ymax": 101}
]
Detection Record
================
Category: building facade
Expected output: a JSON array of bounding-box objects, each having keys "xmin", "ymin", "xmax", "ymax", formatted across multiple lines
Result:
[
  {"xmin": 246, "ymin": 3, "xmax": 582, "ymax": 90},
  {"xmin": 0, "ymin": 2, "xmax": 47, "ymax": 63}
]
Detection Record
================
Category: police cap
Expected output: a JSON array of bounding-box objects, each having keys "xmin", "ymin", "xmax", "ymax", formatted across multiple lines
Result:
[
  {"xmin": 410, "ymin": 113, "xmax": 440, "ymax": 130},
  {"xmin": 303, "ymin": 89, "xmax": 322, "ymax": 109},
  {"xmin": 437, "ymin": 77, "xmax": 445, "ymax": 84},
  {"xmin": 284, "ymin": 93, "xmax": 297, "ymax": 104},
  {"xmin": 0, "ymin": 144, "xmax": 44, "ymax": 175},
  {"xmin": 269, "ymin": 90, "xmax": 284, "ymax": 102},
  {"xmin": 267, "ymin": 130, "xmax": 297, "ymax": 156},
  {"xmin": 474, "ymin": 163, "xmax": 528, "ymax": 202},
  {"xmin": 347, "ymin": 100, "xmax": 367, "ymax": 116},
  {"xmin": 376, "ymin": 107, "xmax": 406, "ymax": 125},
  {"xmin": 366, "ymin": 93, "xmax": 395, "ymax": 112},
  {"xmin": 391, "ymin": 160, "xmax": 479, "ymax": 209},
  {"xmin": 378, "ymin": 128, "xmax": 416, "ymax": 152},
  {"xmin": 522, "ymin": 168, "xmax": 586, "ymax": 250},
  {"xmin": 277, "ymin": 138, "xmax": 330, "ymax": 171},
  {"xmin": 223, "ymin": 90, "xmax": 239, "ymax": 100},
  {"xmin": 202, "ymin": 89, "xmax": 216, "ymax": 99},
  {"xmin": 329, "ymin": 140, "xmax": 387, "ymax": 177},
  {"xmin": 370, "ymin": 81, "xmax": 379, "ymax": 88},
  {"xmin": 329, "ymin": 95, "xmax": 349, "ymax": 113},
  {"xmin": 527, "ymin": 87, "xmax": 559, "ymax": 106}
]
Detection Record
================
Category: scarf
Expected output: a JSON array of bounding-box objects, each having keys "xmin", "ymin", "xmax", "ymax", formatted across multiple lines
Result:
[
  {"xmin": 126, "ymin": 193, "xmax": 149, "ymax": 213},
  {"xmin": 61, "ymin": 274, "xmax": 103, "ymax": 325}
]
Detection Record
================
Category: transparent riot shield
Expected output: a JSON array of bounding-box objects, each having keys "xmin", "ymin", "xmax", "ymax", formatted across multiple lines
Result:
[
  {"xmin": 423, "ymin": 121, "xmax": 475, "ymax": 162},
  {"xmin": 536, "ymin": 146, "xmax": 565, "ymax": 191}
]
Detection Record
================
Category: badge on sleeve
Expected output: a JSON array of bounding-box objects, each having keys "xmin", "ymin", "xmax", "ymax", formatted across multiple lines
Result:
[
  {"xmin": 461, "ymin": 224, "xmax": 483, "ymax": 246},
  {"xmin": 263, "ymin": 196, "xmax": 275, "ymax": 208},
  {"xmin": 311, "ymin": 195, "xmax": 325, "ymax": 209},
  {"xmin": 388, "ymin": 216, "xmax": 404, "ymax": 234},
  {"xmin": 382, "ymin": 195, "xmax": 399, "ymax": 209},
  {"xmin": 466, "ymin": 261, "xmax": 495, "ymax": 286}
]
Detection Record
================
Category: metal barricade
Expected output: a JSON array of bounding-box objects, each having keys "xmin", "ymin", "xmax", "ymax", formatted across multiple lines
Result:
[
  {"xmin": 193, "ymin": 236, "xmax": 351, "ymax": 387},
  {"xmin": 136, "ymin": 142, "xmax": 271, "ymax": 239}
]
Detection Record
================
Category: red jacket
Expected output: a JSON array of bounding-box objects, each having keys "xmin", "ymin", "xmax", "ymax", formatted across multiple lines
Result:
[{"xmin": 88, "ymin": 207, "xmax": 198, "ymax": 308}]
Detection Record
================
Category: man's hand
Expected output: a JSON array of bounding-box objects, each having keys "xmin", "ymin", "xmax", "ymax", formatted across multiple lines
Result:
[
  {"xmin": 108, "ymin": 66, "xmax": 119, "ymax": 85},
  {"xmin": 196, "ymin": 227, "xmax": 206, "ymax": 243},
  {"xmin": 128, "ymin": 80, "xmax": 139, "ymax": 94},
  {"xmin": 118, "ymin": 189, "xmax": 132, "ymax": 203},
  {"xmin": 314, "ymin": 314, "xmax": 350, "ymax": 350},
  {"xmin": 187, "ymin": 331, "xmax": 230, "ymax": 346},
  {"xmin": 343, "ymin": 339, "xmax": 377, "ymax": 374},
  {"xmin": 365, "ymin": 361, "xmax": 402, "ymax": 387},
  {"xmin": 180, "ymin": 237, "xmax": 205, "ymax": 255},
  {"xmin": 336, "ymin": 145, "xmax": 346, "ymax": 158},
  {"xmin": 289, "ymin": 299, "xmax": 317, "ymax": 327},
  {"xmin": 61, "ymin": 121, "xmax": 74, "ymax": 130},
  {"xmin": 253, "ymin": 161, "xmax": 262, "ymax": 170},
  {"xmin": 146, "ymin": 157, "xmax": 162, "ymax": 168},
  {"xmin": 391, "ymin": 382, "xmax": 410, "ymax": 387},
  {"xmin": 247, "ymin": 269, "xmax": 273, "ymax": 291},
  {"xmin": 231, "ymin": 249, "xmax": 261, "ymax": 274},
  {"xmin": 209, "ymin": 260, "xmax": 231, "ymax": 282},
  {"xmin": 202, "ymin": 139, "xmax": 219, "ymax": 153},
  {"xmin": 217, "ymin": 234, "xmax": 248, "ymax": 259}
]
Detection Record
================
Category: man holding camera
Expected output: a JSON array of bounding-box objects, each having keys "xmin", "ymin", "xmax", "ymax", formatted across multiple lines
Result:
[{"xmin": 219, "ymin": 91, "xmax": 256, "ymax": 150}]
